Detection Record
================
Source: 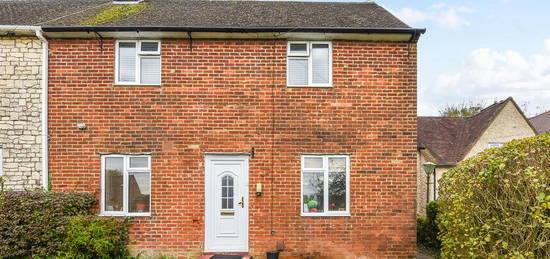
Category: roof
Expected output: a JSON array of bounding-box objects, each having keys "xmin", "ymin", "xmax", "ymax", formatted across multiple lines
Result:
[
  {"xmin": 0, "ymin": 0, "xmax": 421, "ymax": 34},
  {"xmin": 418, "ymin": 98, "xmax": 517, "ymax": 165},
  {"xmin": 530, "ymin": 111, "xmax": 550, "ymax": 134}
]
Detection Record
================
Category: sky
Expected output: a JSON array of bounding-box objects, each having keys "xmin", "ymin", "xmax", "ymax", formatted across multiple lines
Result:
[
  {"xmin": 375, "ymin": 0, "xmax": 550, "ymax": 116},
  {"xmin": 322, "ymin": 0, "xmax": 549, "ymax": 116}
]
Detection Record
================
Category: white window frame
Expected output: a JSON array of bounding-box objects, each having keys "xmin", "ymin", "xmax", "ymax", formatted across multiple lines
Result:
[
  {"xmin": 287, "ymin": 41, "xmax": 333, "ymax": 88},
  {"xmin": 114, "ymin": 40, "xmax": 161, "ymax": 86},
  {"xmin": 300, "ymin": 154, "xmax": 350, "ymax": 217},
  {"xmin": 100, "ymin": 154, "xmax": 152, "ymax": 216},
  {"xmin": 488, "ymin": 142, "xmax": 504, "ymax": 148}
]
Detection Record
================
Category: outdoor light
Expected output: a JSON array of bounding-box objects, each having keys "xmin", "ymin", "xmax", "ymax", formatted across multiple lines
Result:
[
  {"xmin": 422, "ymin": 162, "xmax": 437, "ymax": 203},
  {"xmin": 256, "ymin": 183, "xmax": 263, "ymax": 196},
  {"xmin": 77, "ymin": 123, "xmax": 87, "ymax": 130}
]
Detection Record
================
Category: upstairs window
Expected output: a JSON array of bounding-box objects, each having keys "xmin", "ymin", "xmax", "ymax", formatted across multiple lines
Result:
[
  {"xmin": 287, "ymin": 41, "xmax": 332, "ymax": 87},
  {"xmin": 115, "ymin": 40, "xmax": 161, "ymax": 85}
]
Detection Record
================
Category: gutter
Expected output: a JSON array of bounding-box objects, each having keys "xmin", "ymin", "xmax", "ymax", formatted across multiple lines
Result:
[
  {"xmin": 42, "ymin": 26, "xmax": 426, "ymax": 35},
  {"xmin": 35, "ymin": 29, "xmax": 49, "ymax": 191}
]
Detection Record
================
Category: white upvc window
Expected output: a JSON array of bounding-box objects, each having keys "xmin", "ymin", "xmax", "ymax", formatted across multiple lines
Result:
[
  {"xmin": 488, "ymin": 142, "xmax": 504, "ymax": 148},
  {"xmin": 287, "ymin": 41, "xmax": 332, "ymax": 87},
  {"xmin": 101, "ymin": 154, "xmax": 151, "ymax": 216},
  {"xmin": 301, "ymin": 155, "xmax": 350, "ymax": 216},
  {"xmin": 115, "ymin": 40, "xmax": 161, "ymax": 85}
]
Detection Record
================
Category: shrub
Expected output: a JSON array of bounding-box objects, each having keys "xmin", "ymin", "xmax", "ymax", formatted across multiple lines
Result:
[
  {"xmin": 0, "ymin": 190, "xmax": 131, "ymax": 258},
  {"xmin": 417, "ymin": 201, "xmax": 441, "ymax": 250},
  {"xmin": 57, "ymin": 215, "xmax": 131, "ymax": 259},
  {"xmin": 437, "ymin": 134, "xmax": 550, "ymax": 258},
  {"xmin": 0, "ymin": 190, "xmax": 97, "ymax": 257}
]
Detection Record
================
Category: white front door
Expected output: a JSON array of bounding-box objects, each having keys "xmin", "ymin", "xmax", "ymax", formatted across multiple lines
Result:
[{"xmin": 205, "ymin": 155, "xmax": 249, "ymax": 252}]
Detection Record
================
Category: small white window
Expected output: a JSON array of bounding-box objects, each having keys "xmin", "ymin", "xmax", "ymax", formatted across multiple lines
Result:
[
  {"xmin": 488, "ymin": 142, "xmax": 504, "ymax": 148},
  {"xmin": 115, "ymin": 40, "xmax": 161, "ymax": 85},
  {"xmin": 101, "ymin": 154, "xmax": 151, "ymax": 216},
  {"xmin": 301, "ymin": 155, "xmax": 350, "ymax": 216},
  {"xmin": 287, "ymin": 41, "xmax": 332, "ymax": 87}
]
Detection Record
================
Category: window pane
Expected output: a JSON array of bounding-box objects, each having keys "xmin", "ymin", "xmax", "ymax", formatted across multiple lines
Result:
[
  {"xmin": 289, "ymin": 43, "xmax": 307, "ymax": 55},
  {"xmin": 221, "ymin": 175, "xmax": 234, "ymax": 209},
  {"xmin": 140, "ymin": 57, "xmax": 161, "ymax": 84},
  {"xmin": 329, "ymin": 158, "xmax": 346, "ymax": 211},
  {"xmin": 312, "ymin": 44, "xmax": 330, "ymax": 84},
  {"xmin": 328, "ymin": 172, "xmax": 346, "ymax": 211},
  {"xmin": 329, "ymin": 157, "xmax": 346, "ymax": 172},
  {"xmin": 288, "ymin": 58, "xmax": 308, "ymax": 85},
  {"xmin": 304, "ymin": 157, "xmax": 323, "ymax": 169},
  {"xmin": 118, "ymin": 42, "xmax": 136, "ymax": 82},
  {"xmin": 129, "ymin": 157, "xmax": 148, "ymax": 168},
  {"xmin": 141, "ymin": 42, "xmax": 159, "ymax": 52},
  {"xmin": 105, "ymin": 157, "xmax": 124, "ymax": 212},
  {"xmin": 128, "ymin": 172, "xmax": 150, "ymax": 213},
  {"xmin": 303, "ymin": 172, "xmax": 324, "ymax": 213}
]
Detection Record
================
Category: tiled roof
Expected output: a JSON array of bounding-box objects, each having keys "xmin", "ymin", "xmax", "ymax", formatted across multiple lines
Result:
[
  {"xmin": 418, "ymin": 98, "xmax": 511, "ymax": 165},
  {"xmin": 0, "ymin": 0, "xmax": 412, "ymax": 31},
  {"xmin": 530, "ymin": 111, "xmax": 550, "ymax": 134}
]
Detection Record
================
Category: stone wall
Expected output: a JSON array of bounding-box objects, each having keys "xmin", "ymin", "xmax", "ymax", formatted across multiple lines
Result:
[{"xmin": 0, "ymin": 37, "xmax": 43, "ymax": 190}]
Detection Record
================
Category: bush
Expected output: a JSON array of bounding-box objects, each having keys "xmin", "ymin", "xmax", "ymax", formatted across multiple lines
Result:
[
  {"xmin": 417, "ymin": 201, "xmax": 441, "ymax": 251},
  {"xmin": 0, "ymin": 190, "xmax": 131, "ymax": 258},
  {"xmin": 57, "ymin": 215, "xmax": 131, "ymax": 259},
  {"xmin": 437, "ymin": 134, "xmax": 550, "ymax": 258}
]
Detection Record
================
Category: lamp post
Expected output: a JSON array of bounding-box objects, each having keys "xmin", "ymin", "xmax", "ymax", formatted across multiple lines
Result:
[{"xmin": 422, "ymin": 162, "xmax": 436, "ymax": 203}]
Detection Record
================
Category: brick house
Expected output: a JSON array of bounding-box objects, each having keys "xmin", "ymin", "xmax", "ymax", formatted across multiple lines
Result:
[
  {"xmin": 417, "ymin": 97, "xmax": 537, "ymax": 215},
  {"xmin": 3, "ymin": 0, "xmax": 424, "ymax": 258}
]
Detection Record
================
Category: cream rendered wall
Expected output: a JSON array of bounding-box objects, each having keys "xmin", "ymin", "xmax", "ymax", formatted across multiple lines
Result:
[{"xmin": 465, "ymin": 101, "xmax": 536, "ymax": 159}]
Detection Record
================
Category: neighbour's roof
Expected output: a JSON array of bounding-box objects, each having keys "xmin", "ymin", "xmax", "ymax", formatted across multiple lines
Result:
[
  {"xmin": 418, "ymin": 98, "xmax": 516, "ymax": 165},
  {"xmin": 530, "ymin": 111, "xmax": 550, "ymax": 134},
  {"xmin": 0, "ymin": 0, "xmax": 417, "ymax": 33}
]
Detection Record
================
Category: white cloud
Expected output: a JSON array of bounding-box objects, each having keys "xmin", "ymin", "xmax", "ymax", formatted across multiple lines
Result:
[
  {"xmin": 392, "ymin": 3, "xmax": 473, "ymax": 29},
  {"xmin": 425, "ymin": 39, "xmax": 550, "ymax": 116}
]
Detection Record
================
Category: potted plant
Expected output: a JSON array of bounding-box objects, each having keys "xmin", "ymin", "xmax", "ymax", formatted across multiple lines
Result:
[{"xmin": 307, "ymin": 199, "xmax": 318, "ymax": 212}]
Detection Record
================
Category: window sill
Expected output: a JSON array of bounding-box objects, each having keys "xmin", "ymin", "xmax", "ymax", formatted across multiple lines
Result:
[
  {"xmin": 99, "ymin": 213, "xmax": 151, "ymax": 217},
  {"xmin": 287, "ymin": 85, "xmax": 333, "ymax": 88},
  {"xmin": 301, "ymin": 212, "xmax": 351, "ymax": 217},
  {"xmin": 113, "ymin": 84, "xmax": 162, "ymax": 87}
]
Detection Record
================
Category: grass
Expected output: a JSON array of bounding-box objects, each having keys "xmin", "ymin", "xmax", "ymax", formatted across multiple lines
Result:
[{"xmin": 82, "ymin": 3, "xmax": 147, "ymax": 26}]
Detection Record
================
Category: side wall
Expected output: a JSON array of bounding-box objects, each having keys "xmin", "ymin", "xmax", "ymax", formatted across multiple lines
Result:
[
  {"xmin": 48, "ymin": 38, "xmax": 417, "ymax": 258},
  {"xmin": 465, "ymin": 101, "xmax": 536, "ymax": 159},
  {"xmin": 0, "ymin": 37, "xmax": 43, "ymax": 189}
]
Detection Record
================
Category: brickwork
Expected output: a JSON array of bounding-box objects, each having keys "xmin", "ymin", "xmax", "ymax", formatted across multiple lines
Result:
[
  {"xmin": 48, "ymin": 38, "xmax": 418, "ymax": 258},
  {"xmin": 0, "ymin": 37, "xmax": 43, "ymax": 190}
]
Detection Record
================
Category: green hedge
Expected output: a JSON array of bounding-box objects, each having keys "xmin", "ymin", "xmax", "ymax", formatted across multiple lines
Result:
[
  {"xmin": 417, "ymin": 201, "xmax": 441, "ymax": 251},
  {"xmin": 0, "ymin": 190, "xmax": 131, "ymax": 258},
  {"xmin": 437, "ymin": 134, "xmax": 550, "ymax": 258}
]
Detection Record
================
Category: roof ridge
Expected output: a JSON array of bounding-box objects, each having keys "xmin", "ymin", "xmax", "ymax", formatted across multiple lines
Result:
[
  {"xmin": 530, "ymin": 110, "xmax": 550, "ymax": 119},
  {"xmin": 465, "ymin": 97, "xmax": 509, "ymax": 120}
]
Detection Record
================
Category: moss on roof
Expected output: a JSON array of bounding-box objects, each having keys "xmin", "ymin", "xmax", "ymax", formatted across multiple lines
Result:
[{"xmin": 81, "ymin": 3, "xmax": 147, "ymax": 26}]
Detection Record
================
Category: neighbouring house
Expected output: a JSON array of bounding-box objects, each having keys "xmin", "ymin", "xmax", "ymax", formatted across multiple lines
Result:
[
  {"xmin": 2, "ymin": 0, "xmax": 425, "ymax": 257},
  {"xmin": 0, "ymin": 0, "xmax": 103, "ymax": 190},
  {"xmin": 417, "ymin": 97, "xmax": 537, "ymax": 215},
  {"xmin": 530, "ymin": 111, "xmax": 550, "ymax": 134},
  {"xmin": 0, "ymin": 26, "xmax": 46, "ymax": 190}
]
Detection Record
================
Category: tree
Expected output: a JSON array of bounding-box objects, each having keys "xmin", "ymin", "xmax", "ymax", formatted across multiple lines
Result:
[{"xmin": 439, "ymin": 101, "xmax": 486, "ymax": 117}]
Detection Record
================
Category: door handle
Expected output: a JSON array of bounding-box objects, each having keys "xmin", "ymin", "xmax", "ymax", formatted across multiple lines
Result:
[{"xmin": 237, "ymin": 197, "xmax": 244, "ymax": 208}]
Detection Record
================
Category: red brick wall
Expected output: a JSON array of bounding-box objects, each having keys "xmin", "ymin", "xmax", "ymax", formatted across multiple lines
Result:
[{"xmin": 48, "ymin": 38, "xmax": 417, "ymax": 258}]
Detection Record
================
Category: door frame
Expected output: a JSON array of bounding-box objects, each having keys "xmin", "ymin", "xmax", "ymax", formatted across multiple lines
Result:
[{"xmin": 204, "ymin": 154, "xmax": 250, "ymax": 252}]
